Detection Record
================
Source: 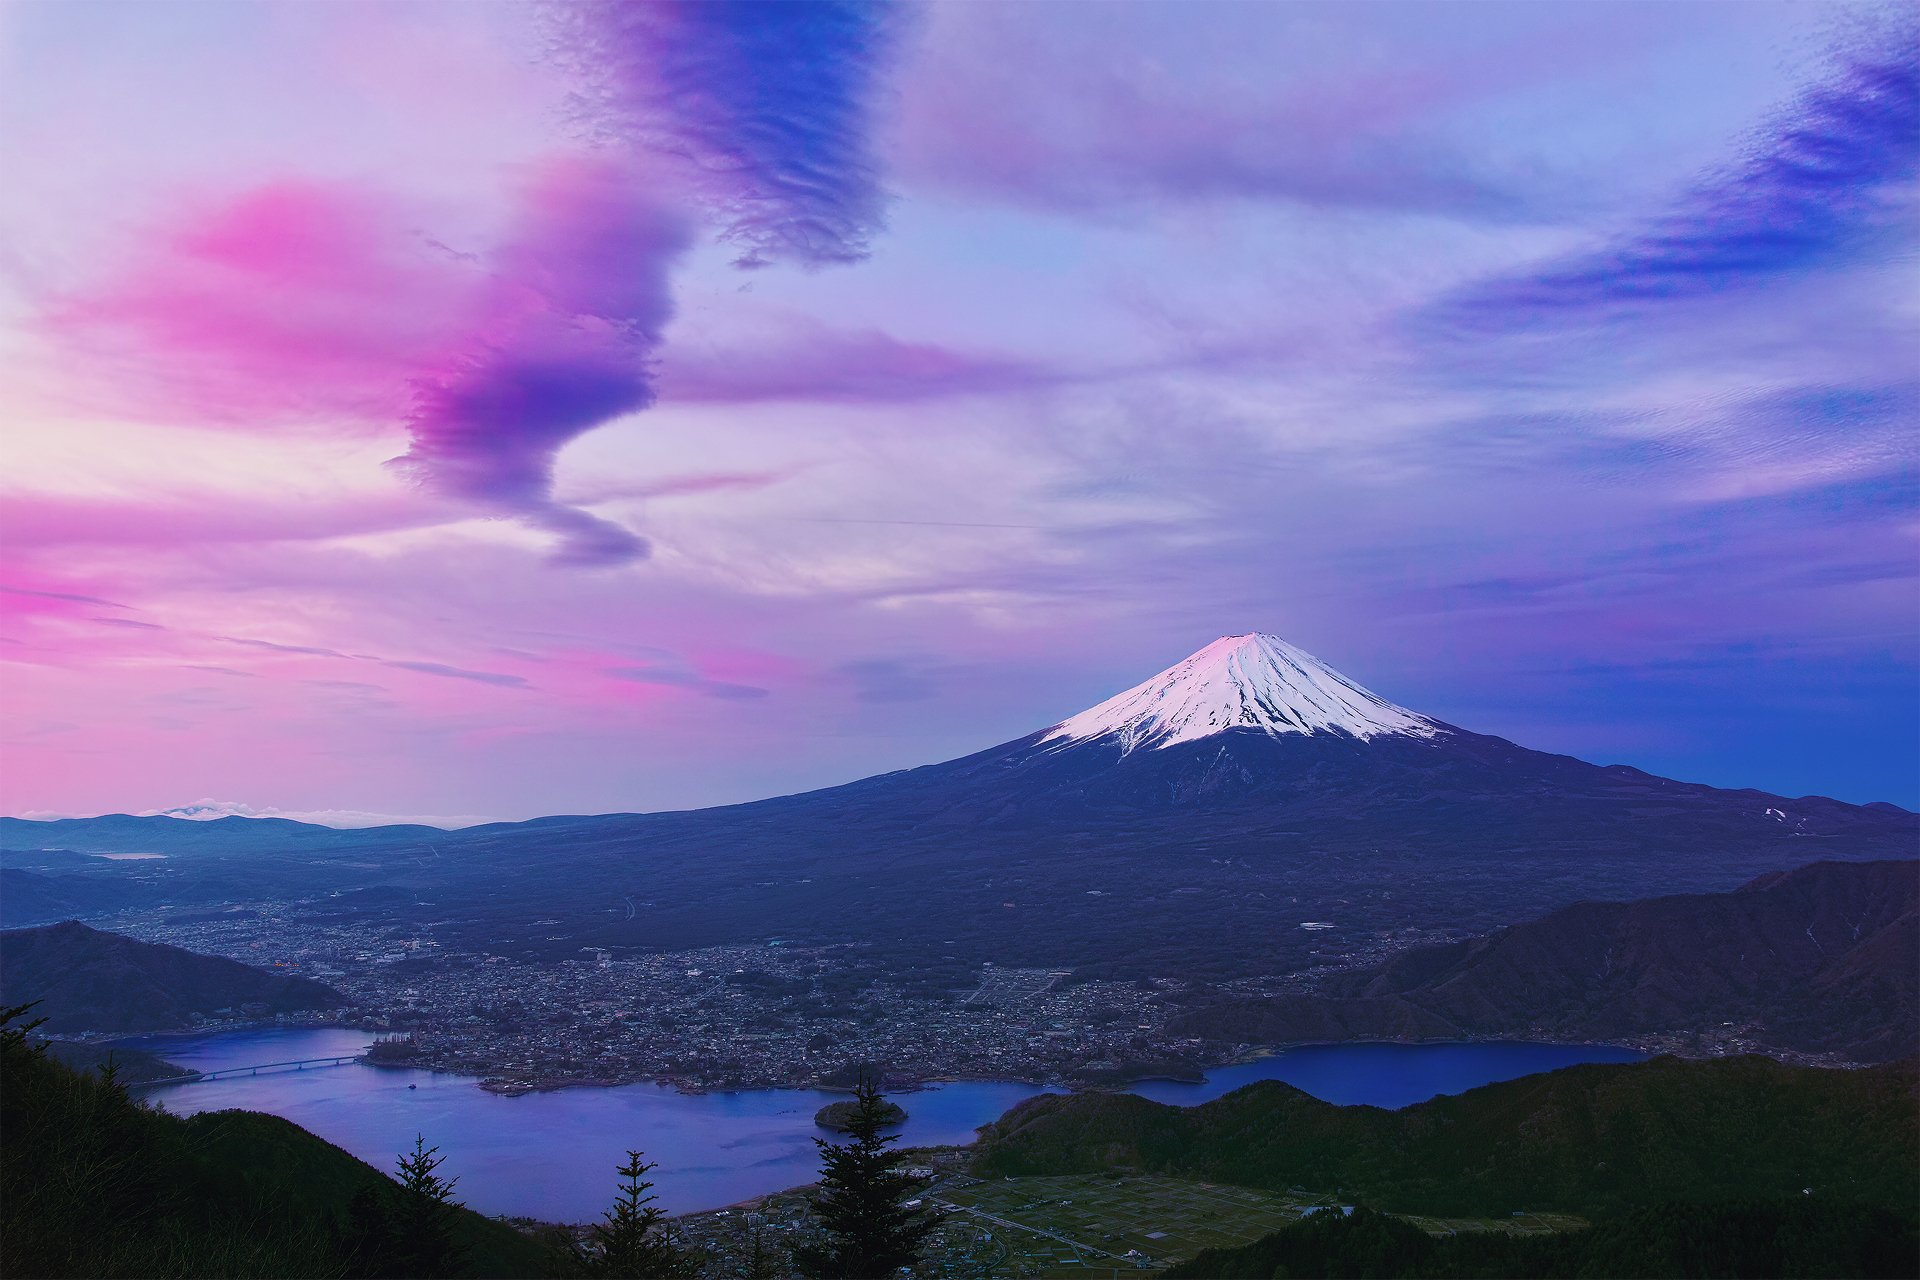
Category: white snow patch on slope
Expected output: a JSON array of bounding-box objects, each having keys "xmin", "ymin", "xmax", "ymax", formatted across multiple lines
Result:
[{"xmin": 1044, "ymin": 633, "xmax": 1441, "ymax": 753}]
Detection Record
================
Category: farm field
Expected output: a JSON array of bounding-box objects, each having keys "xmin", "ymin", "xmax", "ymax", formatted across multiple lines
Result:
[{"xmin": 928, "ymin": 1173, "xmax": 1588, "ymax": 1277}]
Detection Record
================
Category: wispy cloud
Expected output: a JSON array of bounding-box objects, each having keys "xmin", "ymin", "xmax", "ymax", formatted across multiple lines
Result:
[
  {"xmin": 380, "ymin": 659, "xmax": 531, "ymax": 689},
  {"xmin": 606, "ymin": 664, "xmax": 767, "ymax": 700},
  {"xmin": 1, "ymin": 586, "xmax": 133, "ymax": 610},
  {"xmin": 1437, "ymin": 31, "xmax": 1919, "ymax": 329},
  {"xmin": 554, "ymin": 0, "xmax": 902, "ymax": 266},
  {"xmin": 657, "ymin": 322, "xmax": 1047, "ymax": 405}
]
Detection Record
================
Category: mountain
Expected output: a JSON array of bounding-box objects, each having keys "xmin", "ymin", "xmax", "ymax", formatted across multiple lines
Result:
[
  {"xmin": 1044, "ymin": 632, "xmax": 1442, "ymax": 748},
  {"xmin": 2, "ymin": 635, "xmax": 1913, "ymax": 981},
  {"xmin": 0, "ymin": 921, "xmax": 342, "ymax": 1033},
  {"xmin": 1172, "ymin": 858, "xmax": 1920, "ymax": 1062},
  {"xmin": 972, "ymin": 1054, "xmax": 1920, "ymax": 1217}
]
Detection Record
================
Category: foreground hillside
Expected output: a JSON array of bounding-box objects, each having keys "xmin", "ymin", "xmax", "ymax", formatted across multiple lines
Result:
[
  {"xmin": 974, "ymin": 1055, "xmax": 1920, "ymax": 1217},
  {"xmin": 0, "ymin": 1009, "xmax": 552, "ymax": 1278},
  {"xmin": 1176, "ymin": 859, "xmax": 1920, "ymax": 1062},
  {"xmin": 0, "ymin": 920, "xmax": 342, "ymax": 1033},
  {"xmin": 38, "ymin": 1037, "xmax": 195, "ymax": 1084}
]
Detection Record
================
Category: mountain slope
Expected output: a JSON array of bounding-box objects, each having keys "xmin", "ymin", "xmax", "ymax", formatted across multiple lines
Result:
[
  {"xmin": 972, "ymin": 1054, "xmax": 1920, "ymax": 1216},
  {"xmin": 0, "ymin": 868, "xmax": 145, "ymax": 929},
  {"xmin": 0, "ymin": 921, "xmax": 342, "ymax": 1033},
  {"xmin": 2, "ymin": 635, "xmax": 1913, "ymax": 982},
  {"xmin": 1173, "ymin": 859, "xmax": 1920, "ymax": 1062}
]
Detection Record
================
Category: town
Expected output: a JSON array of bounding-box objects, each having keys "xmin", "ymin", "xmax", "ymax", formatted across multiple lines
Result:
[{"xmin": 91, "ymin": 898, "xmax": 1211, "ymax": 1091}]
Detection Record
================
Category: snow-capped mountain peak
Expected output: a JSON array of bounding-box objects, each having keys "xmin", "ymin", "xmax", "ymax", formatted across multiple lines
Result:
[{"xmin": 1043, "ymin": 633, "xmax": 1441, "ymax": 752}]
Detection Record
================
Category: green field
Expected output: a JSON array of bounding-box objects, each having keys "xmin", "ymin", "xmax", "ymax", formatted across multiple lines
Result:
[
  {"xmin": 925, "ymin": 1174, "xmax": 1587, "ymax": 1277},
  {"xmin": 929, "ymin": 1174, "xmax": 1321, "ymax": 1276}
]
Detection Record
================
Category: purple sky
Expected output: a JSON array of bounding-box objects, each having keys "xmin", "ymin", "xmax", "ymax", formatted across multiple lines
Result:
[{"xmin": 2, "ymin": 0, "xmax": 1915, "ymax": 825}]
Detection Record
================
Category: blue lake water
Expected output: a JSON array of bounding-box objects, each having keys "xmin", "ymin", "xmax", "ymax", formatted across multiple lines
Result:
[
  {"xmin": 1129, "ymin": 1040, "xmax": 1646, "ymax": 1109},
  {"xmin": 119, "ymin": 1028, "xmax": 1643, "ymax": 1220}
]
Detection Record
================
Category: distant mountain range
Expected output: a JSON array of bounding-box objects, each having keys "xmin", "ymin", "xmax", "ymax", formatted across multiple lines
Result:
[
  {"xmin": 973, "ymin": 1054, "xmax": 1920, "ymax": 1217},
  {"xmin": 2, "ymin": 635, "xmax": 1912, "ymax": 980},
  {"xmin": 1173, "ymin": 858, "xmax": 1919, "ymax": 1063},
  {"xmin": 0, "ymin": 920, "xmax": 342, "ymax": 1033}
]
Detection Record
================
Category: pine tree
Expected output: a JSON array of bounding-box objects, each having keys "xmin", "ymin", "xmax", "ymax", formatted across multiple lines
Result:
[
  {"xmin": 583, "ymin": 1150, "xmax": 697, "ymax": 1278},
  {"xmin": 794, "ymin": 1074, "xmax": 934, "ymax": 1279},
  {"xmin": 387, "ymin": 1134, "xmax": 468, "ymax": 1279}
]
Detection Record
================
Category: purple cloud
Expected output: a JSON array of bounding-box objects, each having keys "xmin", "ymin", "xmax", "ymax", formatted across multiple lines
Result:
[
  {"xmin": 1, "ymin": 586, "xmax": 132, "ymax": 609},
  {"xmin": 1439, "ymin": 31, "xmax": 1919, "ymax": 329},
  {"xmin": 223, "ymin": 636, "xmax": 354, "ymax": 659},
  {"xmin": 391, "ymin": 156, "xmax": 691, "ymax": 565},
  {"xmin": 553, "ymin": 0, "xmax": 901, "ymax": 266},
  {"xmin": 380, "ymin": 659, "xmax": 531, "ymax": 689}
]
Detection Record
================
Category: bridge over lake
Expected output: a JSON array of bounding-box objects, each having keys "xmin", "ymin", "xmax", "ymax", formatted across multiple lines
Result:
[{"xmin": 131, "ymin": 1054, "xmax": 365, "ymax": 1087}]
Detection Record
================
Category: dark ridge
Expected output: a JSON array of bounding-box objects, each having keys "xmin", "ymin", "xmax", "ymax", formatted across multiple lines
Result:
[
  {"xmin": 1172, "ymin": 859, "xmax": 1919, "ymax": 1062},
  {"xmin": 0, "ymin": 921, "xmax": 342, "ymax": 1034},
  {"xmin": 972, "ymin": 1054, "xmax": 1920, "ymax": 1217}
]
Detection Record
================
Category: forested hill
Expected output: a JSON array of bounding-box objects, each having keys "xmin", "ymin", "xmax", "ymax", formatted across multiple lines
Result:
[
  {"xmin": 1, "ymin": 1010, "xmax": 553, "ymax": 1278},
  {"xmin": 972, "ymin": 1055, "xmax": 1920, "ymax": 1217},
  {"xmin": 1174, "ymin": 858, "xmax": 1919, "ymax": 1062},
  {"xmin": 0, "ymin": 920, "xmax": 341, "ymax": 1033},
  {"xmin": 1163, "ymin": 1202, "xmax": 1919, "ymax": 1280}
]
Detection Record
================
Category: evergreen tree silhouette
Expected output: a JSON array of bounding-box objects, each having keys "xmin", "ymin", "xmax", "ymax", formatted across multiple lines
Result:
[
  {"xmin": 581, "ymin": 1149, "xmax": 697, "ymax": 1278},
  {"xmin": 387, "ymin": 1134, "xmax": 468, "ymax": 1278},
  {"xmin": 794, "ymin": 1074, "xmax": 934, "ymax": 1278}
]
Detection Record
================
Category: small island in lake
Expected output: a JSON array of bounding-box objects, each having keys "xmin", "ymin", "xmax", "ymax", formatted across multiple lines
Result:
[{"xmin": 815, "ymin": 1098, "xmax": 907, "ymax": 1131}]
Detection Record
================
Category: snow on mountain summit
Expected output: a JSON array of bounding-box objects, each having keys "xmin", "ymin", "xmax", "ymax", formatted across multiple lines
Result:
[{"xmin": 1044, "ymin": 633, "xmax": 1442, "ymax": 752}]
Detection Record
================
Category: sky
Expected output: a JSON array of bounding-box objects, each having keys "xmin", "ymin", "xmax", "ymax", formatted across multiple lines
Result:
[{"xmin": 1, "ymin": 0, "xmax": 1915, "ymax": 825}]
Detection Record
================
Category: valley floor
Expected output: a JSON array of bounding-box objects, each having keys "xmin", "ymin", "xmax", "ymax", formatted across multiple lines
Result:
[{"xmin": 677, "ymin": 1167, "xmax": 1593, "ymax": 1278}]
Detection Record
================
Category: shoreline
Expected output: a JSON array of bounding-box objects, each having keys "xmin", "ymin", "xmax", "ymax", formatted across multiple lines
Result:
[{"xmin": 115, "ymin": 1020, "xmax": 1863, "ymax": 1099}]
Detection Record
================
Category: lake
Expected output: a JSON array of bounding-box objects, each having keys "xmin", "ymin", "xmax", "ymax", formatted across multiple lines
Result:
[{"xmin": 119, "ymin": 1027, "xmax": 1643, "ymax": 1220}]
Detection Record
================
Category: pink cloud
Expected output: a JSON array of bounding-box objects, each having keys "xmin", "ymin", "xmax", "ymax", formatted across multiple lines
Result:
[
  {"xmin": 48, "ymin": 180, "xmax": 467, "ymax": 427},
  {"xmin": 45, "ymin": 157, "xmax": 690, "ymax": 564}
]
